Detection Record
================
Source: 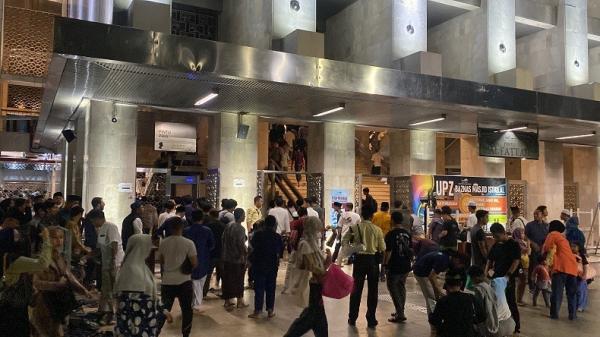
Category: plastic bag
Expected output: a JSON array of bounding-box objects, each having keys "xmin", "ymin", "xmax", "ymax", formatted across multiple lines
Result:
[{"xmin": 322, "ymin": 264, "xmax": 354, "ymax": 299}]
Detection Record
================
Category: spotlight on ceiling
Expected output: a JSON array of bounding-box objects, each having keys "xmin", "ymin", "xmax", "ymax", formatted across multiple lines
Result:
[
  {"xmin": 495, "ymin": 126, "xmax": 528, "ymax": 133},
  {"xmin": 313, "ymin": 103, "xmax": 345, "ymax": 117},
  {"xmin": 194, "ymin": 89, "xmax": 219, "ymax": 106},
  {"xmin": 409, "ymin": 114, "xmax": 447, "ymax": 127},
  {"xmin": 556, "ymin": 131, "xmax": 596, "ymax": 140}
]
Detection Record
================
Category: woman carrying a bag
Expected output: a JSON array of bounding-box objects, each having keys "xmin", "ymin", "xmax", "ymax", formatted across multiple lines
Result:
[
  {"xmin": 31, "ymin": 226, "xmax": 91, "ymax": 337},
  {"xmin": 284, "ymin": 216, "xmax": 332, "ymax": 337}
]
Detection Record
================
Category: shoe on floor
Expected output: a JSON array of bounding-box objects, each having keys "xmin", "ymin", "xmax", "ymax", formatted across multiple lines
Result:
[
  {"xmin": 268, "ymin": 310, "xmax": 276, "ymax": 318},
  {"xmin": 248, "ymin": 311, "xmax": 261, "ymax": 319}
]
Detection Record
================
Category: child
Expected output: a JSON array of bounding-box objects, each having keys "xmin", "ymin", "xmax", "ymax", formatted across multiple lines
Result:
[
  {"xmin": 468, "ymin": 266, "xmax": 515, "ymax": 337},
  {"xmin": 571, "ymin": 243, "xmax": 589, "ymax": 312},
  {"xmin": 430, "ymin": 269, "xmax": 486, "ymax": 337},
  {"xmin": 532, "ymin": 255, "xmax": 551, "ymax": 307}
]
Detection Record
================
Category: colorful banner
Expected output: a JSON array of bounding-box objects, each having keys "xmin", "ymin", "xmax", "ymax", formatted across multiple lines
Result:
[{"xmin": 411, "ymin": 175, "xmax": 508, "ymax": 225}]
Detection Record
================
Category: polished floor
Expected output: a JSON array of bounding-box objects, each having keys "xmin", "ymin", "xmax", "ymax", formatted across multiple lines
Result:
[{"xmin": 159, "ymin": 262, "xmax": 599, "ymax": 337}]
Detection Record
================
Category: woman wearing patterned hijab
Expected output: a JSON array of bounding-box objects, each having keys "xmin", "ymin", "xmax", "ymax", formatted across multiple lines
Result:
[{"xmin": 114, "ymin": 234, "xmax": 172, "ymax": 337}]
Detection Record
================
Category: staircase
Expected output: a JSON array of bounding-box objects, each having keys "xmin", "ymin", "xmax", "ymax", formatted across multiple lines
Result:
[
  {"xmin": 264, "ymin": 172, "xmax": 309, "ymax": 204},
  {"xmin": 361, "ymin": 175, "xmax": 390, "ymax": 208}
]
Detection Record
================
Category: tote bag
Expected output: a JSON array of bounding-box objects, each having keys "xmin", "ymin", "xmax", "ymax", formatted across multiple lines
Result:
[{"xmin": 322, "ymin": 264, "xmax": 354, "ymax": 299}]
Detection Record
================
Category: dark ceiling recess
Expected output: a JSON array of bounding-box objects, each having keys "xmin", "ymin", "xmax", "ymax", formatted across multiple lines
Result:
[{"xmin": 317, "ymin": 0, "xmax": 359, "ymax": 32}]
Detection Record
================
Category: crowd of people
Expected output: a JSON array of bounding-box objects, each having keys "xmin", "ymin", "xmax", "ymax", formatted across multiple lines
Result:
[{"xmin": 0, "ymin": 188, "xmax": 595, "ymax": 337}]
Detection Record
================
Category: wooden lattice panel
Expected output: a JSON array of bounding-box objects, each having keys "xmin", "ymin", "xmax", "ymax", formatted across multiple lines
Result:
[
  {"xmin": 7, "ymin": 84, "xmax": 42, "ymax": 111},
  {"xmin": 2, "ymin": 6, "xmax": 54, "ymax": 78},
  {"xmin": 564, "ymin": 183, "xmax": 578, "ymax": 211},
  {"xmin": 508, "ymin": 180, "xmax": 527, "ymax": 215}
]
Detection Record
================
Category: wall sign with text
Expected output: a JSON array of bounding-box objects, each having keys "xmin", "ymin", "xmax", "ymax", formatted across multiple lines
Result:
[{"xmin": 478, "ymin": 128, "xmax": 539, "ymax": 160}]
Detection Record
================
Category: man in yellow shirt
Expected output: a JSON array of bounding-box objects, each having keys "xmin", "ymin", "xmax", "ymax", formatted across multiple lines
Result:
[
  {"xmin": 372, "ymin": 202, "xmax": 391, "ymax": 235},
  {"xmin": 342, "ymin": 205, "xmax": 386, "ymax": 329},
  {"xmin": 245, "ymin": 196, "xmax": 263, "ymax": 233}
]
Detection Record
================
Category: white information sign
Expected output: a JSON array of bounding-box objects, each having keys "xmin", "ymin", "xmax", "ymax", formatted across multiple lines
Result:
[{"xmin": 154, "ymin": 122, "xmax": 197, "ymax": 152}]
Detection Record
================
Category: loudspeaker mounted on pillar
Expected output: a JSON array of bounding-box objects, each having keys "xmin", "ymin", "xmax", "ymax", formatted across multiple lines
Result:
[{"xmin": 62, "ymin": 129, "xmax": 76, "ymax": 143}]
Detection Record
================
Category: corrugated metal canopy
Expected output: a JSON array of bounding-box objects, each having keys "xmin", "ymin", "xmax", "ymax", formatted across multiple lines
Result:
[{"xmin": 36, "ymin": 16, "xmax": 600, "ymax": 150}]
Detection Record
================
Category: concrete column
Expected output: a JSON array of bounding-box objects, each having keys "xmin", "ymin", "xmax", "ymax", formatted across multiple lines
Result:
[
  {"xmin": 220, "ymin": 0, "xmax": 273, "ymax": 49},
  {"xmin": 389, "ymin": 130, "xmax": 436, "ymax": 176},
  {"xmin": 460, "ymin": 136, "xmax": 505, "ymax": 178},
  {"xmin": 128, "ymin": 0, "xmax": 172, "ymax": 33},
  {"xmin": 81, "ymin": 101, "xmax": 137, "ymax": 228},
  {"xmin": 559, "ymin": 0, "xmax": 588, "ymax": 88},
  {"xmin": 392, "ymin": 0, "xmax": 427, "ymax": 60},
  {"xmin": 521, "ymin": 142, "xmax": 564, "ymax": 220},
  {"xmin": 208, "ymin": 113, "xmax": 258, "ymax": 211},
  {"xmin": 484, "ymin": 0, "xmax": 516, "ymax": 76},
  {"xmin": 308, "ymin": 122, "xmax": 355, "ymax": 222},
  {"xmin": 58, "ymin": 139, "xmax": 69, "ymax": 195},
  {"xmin": 72, "ymin": 115, "xmax": 87, "ymax": 196},
  {"xmin": 566, "ymin": 147, "xmax": 598, "ymax": 214}
]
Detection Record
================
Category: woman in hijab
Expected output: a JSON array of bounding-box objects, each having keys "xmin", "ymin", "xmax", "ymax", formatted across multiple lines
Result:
[
  {"xmin": 284, "ymin": 216, "xmax": 332, "ymax": 337},
  {"xmin": 30, "ymin": 226, "xmax": 91, "ymax": 337},
  {"xmin": 114, "ymin": 234, "xmax": 172, "ymax": 337},
  {"xmin": 512, "ymin": 227, "xmax": 530, "ymax": 305}
]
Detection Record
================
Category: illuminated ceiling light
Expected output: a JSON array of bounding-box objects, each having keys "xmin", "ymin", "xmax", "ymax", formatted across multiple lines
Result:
[
  {"xmin": 556, "ymin": 131, "xmax": 596, "ymax": 140},
  {"xmin": 194, "ymin": 89, "xmax": 219, "ymax": 106},
  {"xmin": 495, "ymin": 126, "xmax": 527, "ymax": 133},
  {"xmin": 409, "ymin": 114, "xmax": 447, "ymax": 126},
  {"xmin": 313, "ymin": 103, "xmax": 345, "ymax": 117}
]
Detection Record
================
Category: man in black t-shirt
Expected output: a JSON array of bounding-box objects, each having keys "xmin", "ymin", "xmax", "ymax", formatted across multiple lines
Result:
[
  {"xmin": 486, "ymin": 223, "xmax": 521, "ymax": 333},
  {"xmin": 413, "ymin": 248, "xmax": 457, "ymax": 319},
  {"xmin": 383, "ymin": 211, "xmax": 413, "ymax": 323},
  {"xmin": 470, "ymin": 210, "xmax": 489, "ymax": 268},
  {"xmin": 439, "ymin": 206, "xmax": 459, "ymax": 251}
]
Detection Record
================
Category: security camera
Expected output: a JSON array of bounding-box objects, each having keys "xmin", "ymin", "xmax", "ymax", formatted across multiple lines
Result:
[{"xmin": 111, "ymin": 117, "xmax": 118, "ymax": 123}]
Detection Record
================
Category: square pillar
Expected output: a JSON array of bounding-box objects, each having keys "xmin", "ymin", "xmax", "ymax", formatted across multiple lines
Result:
[
  {"xmin": 208, "ymin": 113, "xmax": 258, "ymax": 211},
  {"xmin": 559, "ymin": 0, "xmax": 588, "ymax": 88},
  {"xmin": 389, "ymin": 130, "xmax": 436, "ymax": 176},
  {"xmin": 460, "ymin": 135, "xmax": 505, "ymax": 178},
  {"xmin": 81, "ymin": 101, "xmax": 138, "ymax": 228},
  {"xmin": 277, "ymin": 29, "xmax": 324, "ymax": 58},
  {"xmin": 392, "ymin": 0, "xmax": 427, "ymax": 60},
  {"xmin": 485, "ymin": 0, "xmax": 516, "ymax": 76},
  {"xmin": 521, "ymin": 142, "xmax": 564, "ymax": 220},
  {"xmin": 308, "ymin": 122, "xmax": 355, "ymax": 223}
]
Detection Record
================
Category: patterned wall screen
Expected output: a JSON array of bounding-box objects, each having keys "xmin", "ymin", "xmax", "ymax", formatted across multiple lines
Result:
[
  {"xmin": 171, "ymin": 3, "xmax": 218, "ymax": 40},
  {"xmin": 564, "ymin": 183, "xmax": 579, "ymax": 211}
]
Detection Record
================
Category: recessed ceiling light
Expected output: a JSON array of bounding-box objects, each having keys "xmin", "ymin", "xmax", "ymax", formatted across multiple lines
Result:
[
  {"xmin": 409, "ymin": 114, "xmax": 447, "ymax": 126},
  {"xmin": 313, "ymin": 103, "xmax": 345, "ymax": 117},
  {"xmin": 194, "ymin": 89, "xmax": 219, "ymax": 106},
  {"xmin": 495, "ymin": 126, "xmax": 527, "ymax": 133},
  {"xmin": 556, "ymin": 131, "xmax": 596, "ymax": 140}
]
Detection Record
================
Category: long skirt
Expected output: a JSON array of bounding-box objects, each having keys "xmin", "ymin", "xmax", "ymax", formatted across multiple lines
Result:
[
  {"xmin": 222, "ymin": 262, "xmax": 246, "ymax": 300},
  {"xmin": 114, "ymin": 292, "xmax": 166, "ymax": 337}
]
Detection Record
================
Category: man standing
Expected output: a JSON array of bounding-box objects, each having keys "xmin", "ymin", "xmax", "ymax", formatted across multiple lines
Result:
[
  {"xmin": 342, "ymin": 205, "xmax": 386, "ymax": 329},
  {"xmin": 159, "ymin": 217, "xmax": 198, "ymax": 337},
  {"xmin": 203, "ymin": 209, "xmax": 226, "ymax": 297},
  {"xmin": 219, "ymin": 199, "xmax": 237, "ymax": 225},
  {"xmin": 507, "ymin": 206, "xmax": 526, "ymax": 234},
  {"xmin": 525, "ymin": 210, "xmax": 548, "ymax": 289},
  {"xmin": 246, "ymin": 196, "xmax": 263, "ymax": 233},
  {"xmin": 83, "ymin": 197, "xmax": 104, "ymax": 287},
  {"xmin": 439, "ymin": 206, "xmax": 459, "ymax": 251},
  {"xmin": 158, "ymin": 200, "xmax": 176, "ymax": 226},
  {"xmin": 371, "ymin": 150, "xmax": 384, "ymax": 175},
  {"xmin": 384, "ymin": 211, "xmax": 413, "ymax": 323},
  {"xmin": 140, "ymin": 197, "xmax": 158, "ymax": 234},
  {"xmin": 221, "ymin": 208, "xmax": 249, "ymax": 310},
  {"xmin": 561, "ymin": 209, "xmax": 586, "ymax": 252},
  {"xmin": 309, "ymin": 197, "xmax": 324, "ymax": 223},
  {"xmin": 362, "ymin": 188, "xmax": 377, "ymax": 213},
  {"xmin": 486, "ymin": 223, "xmax": 522, "ymax": 334},
  {"xmin": 428, "ymin": 209, "xmax": 444, "ymax": 243},
  {"xmin": 268, "ymin": 197, "xmax": 291, "ymax": 235},
  {"xmin": 121, "ymin": 202, "xmax": 143, "ymax": 250},
  {"xmin": 89, "ymin": 210, "xmax": 124, "ymax": 325},
  {"xmin": 332, "ymin": 203, "xmax": 360, "ymax": 265},
  {"xmin": 184, "ymin": 210, "xmax": 215, "ymax": 312},
  {"xmin": 466, "ymin": 201, "xmax": 477, "ymax": 231},
  {"xmin": 470, "ymin": 210, "xmax": 489, "ymax": 268}
]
